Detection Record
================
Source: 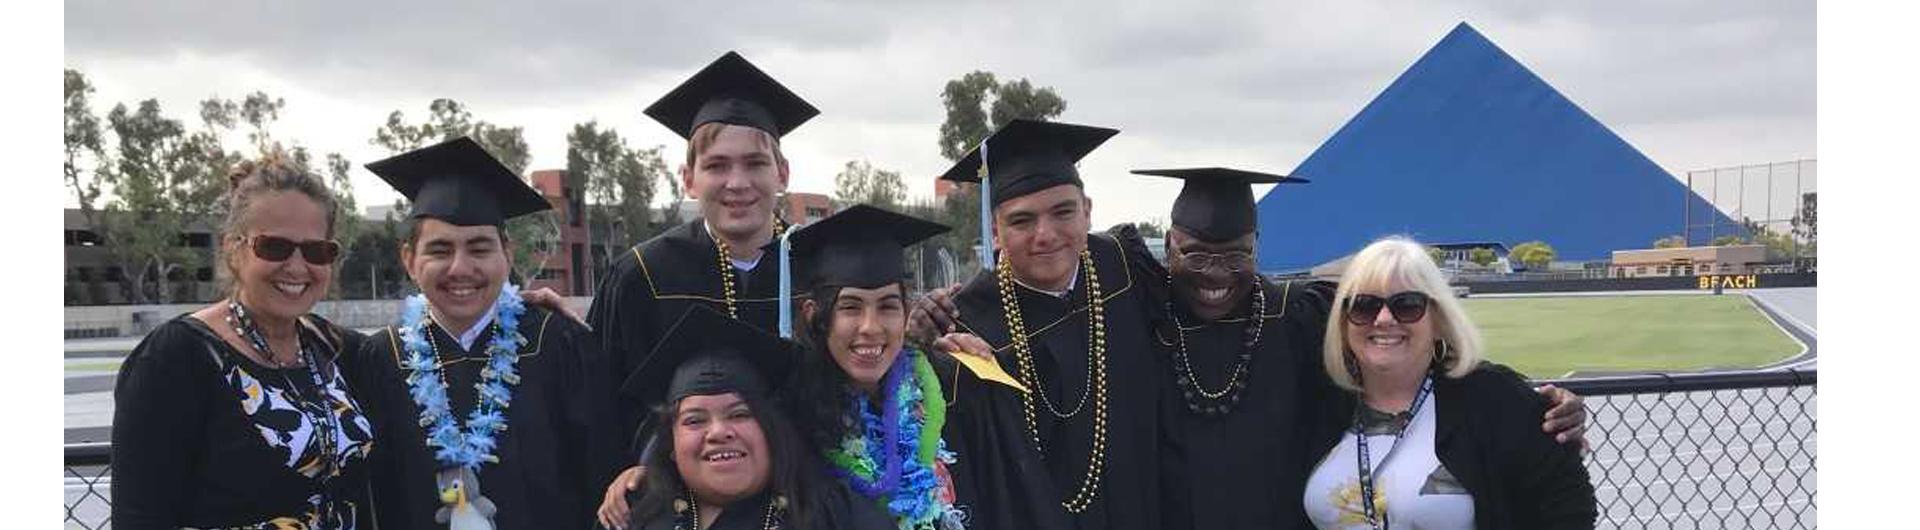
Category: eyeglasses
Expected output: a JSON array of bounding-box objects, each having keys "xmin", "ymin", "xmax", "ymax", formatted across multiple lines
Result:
[
  {"xmin": 1343, "ymin": 291, "xmax": 1431, "ymax": 326},
  {"xmin": 1176, "ymin": 250, "xmax": 1253, "ymax": 273},
  {"xmin": 248, "ymin": 235, "xmax": 341, "ymax": 265}
]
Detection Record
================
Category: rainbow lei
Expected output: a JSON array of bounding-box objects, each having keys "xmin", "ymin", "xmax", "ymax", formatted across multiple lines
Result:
[
  {"xmin": 400, "ymin": 283, "xmax": 526, "ymax": 471},
  {"xmin": 825, "ymin": 348, "xmax": 965, "ymax": 530}
]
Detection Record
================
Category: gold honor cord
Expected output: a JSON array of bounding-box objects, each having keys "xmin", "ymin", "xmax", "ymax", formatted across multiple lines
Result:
[{"xmin": 998, "ymin": 249, "xmax": 1109, "ymax": 513}]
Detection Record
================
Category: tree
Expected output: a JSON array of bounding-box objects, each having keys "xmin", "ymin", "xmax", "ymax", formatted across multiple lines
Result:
[
  {"xmin": 1791, "ymin": 192, "xmax": 1816, "ymax": 256},
  {"xmin": 1467, "ymin": 247, "xmax": 1498, "ymax": 268},
  {"xmin": 1426, "ymin": 246, "xmax": 1449, "ymax": 267},
  {"xmin": 65, "ymin": 70, "xmax": 107, "ymax": 226},
  {"xmin": 98, "ymin": 99, "xmax": 199, "ymax": 303},
  {"xmin": 1709, "ymin": 235, "xmax": 1746, "ymax": 247},
  {"xmin": 1133, "ymin": 219, "xmax": 1168, "ymax": 239},
  {"xmin": 1740, "ymin": 219, "xmax": 1799, "ymax": 262},
  {"xmin": 933, "ymin": 70, "xmax": 1071, "ymax": 274},
  {"xmin": 1509, "ymin": 241, "xmax": 1556, "ymax": 270},
  {"xmin": 371, "ymin": 99, "xmax": 552, "ymax": 285},
  {"xmin": 937, "ymin": 71, "xmax": 1069, "ymax": 162},
  {"xmin": 832, "ymin": 160, "xmax": 906, "ymax": 210},
  {"xmin": 1653, "ymin": 235, "xmax": 1688, "ymax": 249}
]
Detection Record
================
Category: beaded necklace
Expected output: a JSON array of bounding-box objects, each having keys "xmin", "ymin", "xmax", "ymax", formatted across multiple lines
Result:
[
  {"xmin": 677, "ymin": 492, "xmax": 783, "ymax": 530},
  {"xmin": 710, "ymin": 217, "xmax": 789, "ymax": 319},
  {"xmin": 996, "ymin": 248, "xmax": 1109, "ymax": 514},
  {"xmin": 226, "ymin": 299, "xmax": 340, "ymax": 484},
  {"xmin": 1166, "ymin": 277, "xmax": 1266, "ymax": 417}
]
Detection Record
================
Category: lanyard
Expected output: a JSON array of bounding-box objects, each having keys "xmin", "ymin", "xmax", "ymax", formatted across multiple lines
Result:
[{"xmin": 1352, "ymin": 376, "xmax": 1433, "ymax": 530}]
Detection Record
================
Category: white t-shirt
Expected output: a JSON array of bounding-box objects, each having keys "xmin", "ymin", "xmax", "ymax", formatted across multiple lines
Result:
[{"xmin": 1305, "ymin": 395, "xmax": 1475, "ymax": 529}]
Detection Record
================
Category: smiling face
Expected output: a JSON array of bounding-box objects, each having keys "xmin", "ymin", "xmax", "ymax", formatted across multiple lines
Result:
[
  {"xmin": 1166, "ymin": 228, "xmax": 1258, "ymax": 321},
  {"xmin": 228, "ymin": 191, "xmax": 335, "ymax": 322},
  {"xmin": 672, "ymin": 392, "xmax": 773, "ymax": 508},
  {"xmin": 992, "ymin": 183, "xmax": 1092, "ymax": 291},
  {"xmin": 804, "ymin": 284, "xmax": 908, "ymax": 393},
  {"xmin": 681, "ymin": 124, "xmax": 789, "ymax": 243},
  {"xmin": 402, "ymin": 219, "xmax": 511, "ymax": 332},
  {"xmin": 1342, "ymin": 280, "xmax": 1437, "ymax": 376}
]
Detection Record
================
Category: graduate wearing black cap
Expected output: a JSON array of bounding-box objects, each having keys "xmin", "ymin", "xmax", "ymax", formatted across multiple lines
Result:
[
  {"xmin": 1121, "ymin": 167, "xmax": 1335, "ymax": 530},
  {"xmin": 783, "ymin": 205, "xmax": 1074, "ymax": 530},
  {"xmin": 623, "ymin": 306, "xmax": 893, "ymax": 530},
  {"xmin": 1118, "ymin": 168, "xmax": 1587, "ymax": 530},
  {"xmin": 350, "ymin": 137, "xmax": 604, "ymax": 530},
  {"xmin": 587, "ymin": 53, "xmax": 820, "ymax": 514},
  {"xmin": 921, "ymin": 118, "xmax": 1168, "ymax": 530}
]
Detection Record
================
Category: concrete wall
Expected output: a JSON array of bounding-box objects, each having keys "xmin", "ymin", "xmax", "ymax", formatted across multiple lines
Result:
[{"xmin": 66, "ymin": 296, "xmax": 594, "ymax": 338}]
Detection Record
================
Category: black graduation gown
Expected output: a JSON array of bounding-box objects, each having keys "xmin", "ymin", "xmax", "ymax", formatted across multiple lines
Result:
[
  {"xmin": 352, "ymin": 306, "xmax": 600, "ymax": 530},
  {"xmin": 948, "ymin": 233, "xmax": 1162, "ymax": 530},
  {"xmin": 1106, "ymin": 225, "xmax": 1339, "ymax": 530},
  {"xmin": 586, "ymin": 220, "xmax": 786, "ymax": 474},
  {"xmin": 928, "ymin": 353, "xmax": 1076, "ymax": 530},
  {"xmin": 632, "ymin": 486, "xmax": 895, "ymax": 530},
  {"xmin": 1151, "ymin": 280, "xmax": 1334, "ymax": 530}
]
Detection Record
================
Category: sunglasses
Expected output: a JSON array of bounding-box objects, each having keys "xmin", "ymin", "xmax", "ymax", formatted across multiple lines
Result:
[
  {"xmin": 248, "ymin": 235, "xmax": 341, "ymax": 265},
  {"xmin": 1343, "ymin": 291, "xmax": 1431, "ymax": 326}
]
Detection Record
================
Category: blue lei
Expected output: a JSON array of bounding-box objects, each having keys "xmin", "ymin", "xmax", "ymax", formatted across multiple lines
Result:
[
  {"xmin": 399, "ymin": 283, "xmax": 526, "ymax": 471},
  {"xmin": 829, "ymin": 347, "xmax": 966, "ymax": 530}
]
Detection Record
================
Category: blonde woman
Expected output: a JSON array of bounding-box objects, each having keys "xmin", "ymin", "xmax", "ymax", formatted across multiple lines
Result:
[{"xmin": 1303, "ymin": 237, "xmax": 1595, "ymax": 530}]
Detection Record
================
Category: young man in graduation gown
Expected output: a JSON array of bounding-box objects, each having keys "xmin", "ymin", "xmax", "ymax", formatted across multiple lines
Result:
[
  {"xmin": 586, "ymin": 52, "xmax": 818, "ymax": 516},
  {"xmin": 923, "ymin": 119, "xmax": 1168, "ymax": 530},
  {"xmin": 1122, "ymin": 168, "xmax": 1591, "ymax": 530},
  {"xmin": 352, "ymin": 137, "xmax": 602, "ymax": 529},
  {"xmin": 785, "ymin": 205, "xmax": 1074, "ymax": 530}
]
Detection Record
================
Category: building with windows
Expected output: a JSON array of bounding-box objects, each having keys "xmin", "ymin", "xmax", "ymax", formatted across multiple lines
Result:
[{"xmin": 1610, "ymin": 245, "xmax": 1768, "ymax": 278}]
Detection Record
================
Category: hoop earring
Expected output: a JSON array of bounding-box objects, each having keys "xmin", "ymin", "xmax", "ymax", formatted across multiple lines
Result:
[{"xmin": 1431, "ymin": 339, "xmax": 1453, "ymax": 373}]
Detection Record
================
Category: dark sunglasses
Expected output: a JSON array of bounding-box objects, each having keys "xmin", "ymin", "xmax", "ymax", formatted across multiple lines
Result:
[
  {"xmin": 1343, "ymin": 291, "xmax": 1431, "ymax": 326},
  {"xmin": 249, "ymin": 235, "xmax": 341, "ymax": 265}
]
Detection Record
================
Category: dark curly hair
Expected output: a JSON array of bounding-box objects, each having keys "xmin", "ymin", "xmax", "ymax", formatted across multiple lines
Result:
[{"xmin": 632, "ymin": 390, "xmax": 828, "ymax": 529}]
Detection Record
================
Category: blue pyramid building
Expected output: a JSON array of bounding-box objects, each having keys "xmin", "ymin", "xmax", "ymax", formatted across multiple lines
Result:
[{"xmin": 1255, "ymin": 22, "xmax": 1733, "ymax": 272}]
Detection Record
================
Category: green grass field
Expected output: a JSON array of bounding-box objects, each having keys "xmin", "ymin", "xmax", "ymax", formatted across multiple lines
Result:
[{"xmin": 1461, "ymin": 295, "xmax": 1801, "ymax": 379}]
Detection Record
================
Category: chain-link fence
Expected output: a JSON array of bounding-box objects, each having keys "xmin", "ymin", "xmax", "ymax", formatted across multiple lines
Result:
[
  {"xmin": 65, "ymin": 442, "xmax": 111, "ymax": 530},
  {"xmin": 1545, "ymin": 368, "xmax": 1817, "ymax": 529},
  {"xmin": 65, "ymin": 369, "xmax": 1818, "ymax": 529},
  {"xmin": 1684, "ymin": 160, "xmax": 1818, "ymax": 262}
]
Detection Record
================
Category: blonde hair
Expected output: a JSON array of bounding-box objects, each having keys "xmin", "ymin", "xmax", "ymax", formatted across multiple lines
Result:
[
  {"xmin": 1321, "ymin": 236, "xmax": 1483, "ymax": 392},
  {"xmin": 685, "ymin": 122, "xmax": 787, "ymax": 168},
  {"xmin": 216, "ymin": 149, "xmax": 340, "ymax": 294}
]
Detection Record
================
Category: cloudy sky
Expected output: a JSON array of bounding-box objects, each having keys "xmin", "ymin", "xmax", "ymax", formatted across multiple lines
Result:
[{"xmin": 63, "ymin": 0, "xmax": 1815, "ymax": 227}]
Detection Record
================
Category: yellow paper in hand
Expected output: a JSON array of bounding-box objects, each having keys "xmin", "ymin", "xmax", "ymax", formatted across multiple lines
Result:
[{"xmin": 952, "ymin": 351, "xmax": 1029, "ymax": 393}]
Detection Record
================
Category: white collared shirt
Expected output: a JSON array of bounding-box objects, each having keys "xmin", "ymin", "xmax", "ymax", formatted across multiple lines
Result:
[
  {"xmin": 432, "ymin": 299, "xmax": 499, "ymax": 351},
  {"xmin": 1013, "ymin": 268, "xmax": 1080, "ymax": 299}
]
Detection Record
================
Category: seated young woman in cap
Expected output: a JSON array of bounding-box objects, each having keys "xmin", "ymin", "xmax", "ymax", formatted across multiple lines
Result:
[
  {"xmin": 626, "ymin": 306, "xmax": 893, "ymax": 530},
  {"xmin": 784, "ymin": 205, "xmax": 1072, "ymax": 530}
]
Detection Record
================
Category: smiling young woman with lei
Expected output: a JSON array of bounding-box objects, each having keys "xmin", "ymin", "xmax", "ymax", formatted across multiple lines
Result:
[{"xmin": 821, "ymin": 346, "xmax": 966, "ymax": 530}]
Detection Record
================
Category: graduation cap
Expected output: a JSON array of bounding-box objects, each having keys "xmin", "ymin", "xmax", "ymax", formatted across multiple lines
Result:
[
  {"xmin": 1131, "ymin": 167, "xmax": 1309, "ymax": 242},
  {"xmin": 644, "ymin": 51, "xmax": 820, "ymax": 139},
  {"xmin": 621, "ymin": 305, "xmax": 797, "ymax": 407},
  {"xmin": 365, "ymin": 137, "xmax": 551, "ymax": 227},
  {"xmin": 937, "ymin": 118, "xmax": 1119, "ymax": 208},
  {"xmin": 788, "ymin": 205, "xmax": 950, "ymax": 291}
]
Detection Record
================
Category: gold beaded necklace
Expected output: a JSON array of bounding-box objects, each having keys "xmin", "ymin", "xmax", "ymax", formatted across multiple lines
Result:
[
  {"xmin": 709, "ymin": 217, "xmax": 788, "ymax": 320},
  {"xmin": 997, "ymin": 248, "xmax": 1109, "ymax": 514}
]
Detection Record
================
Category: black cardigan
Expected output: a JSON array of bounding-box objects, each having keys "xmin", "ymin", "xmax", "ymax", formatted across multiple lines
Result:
[{"xmin": 1306, "ymin": 364, "xmax": 1597, "ymax": 530}]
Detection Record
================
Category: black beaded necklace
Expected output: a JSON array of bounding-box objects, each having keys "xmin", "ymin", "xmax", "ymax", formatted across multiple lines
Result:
[{"xmin": 1165, "ymin": 277, "xmax": 1266, "ymax": 417}]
